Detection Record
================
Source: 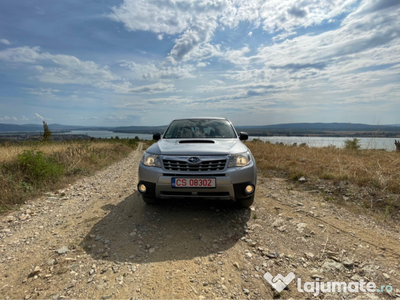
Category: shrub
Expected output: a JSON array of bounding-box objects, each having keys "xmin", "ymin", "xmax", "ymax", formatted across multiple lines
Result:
[
  {"xmin": 0, "ymin": 141, "xmax": 133, "ymax": 211},
  {"xmin": 344, "ymin": 138, "xmax": 361, "ymax": 150},
  {"xmin": 320, "ymin": 173, "xmax": 334, "ymax": 180},
  {"xmin": 251, "ymin": 138, "xmax": 264, "ymax": 143},
  {"xmin": 17, "ymin": 150, "xmax": 65, "ymax": 184}
]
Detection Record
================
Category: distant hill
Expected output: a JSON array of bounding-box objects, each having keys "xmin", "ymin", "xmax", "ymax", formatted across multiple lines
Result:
[
  {"xmin": 0, "ymin": 123, "xmax": 112, "ymax": 132},
  {"xmin": 0, "ymin": 123, "xmax": 42, "ymax": 132},
  {"xmin": 1, "ymin": 122, "xmax": 399, "ymax": 137},
  {"xmin": 235, "ymin": 123, "xmax": 400, "ymax": 137},
  {"xmin": 237, "ymin": 122, "xmax": 400, "ymax": 131},
  {"xmin": 113, "ymin": 125, "xmax": 168, "ymax": 134}
]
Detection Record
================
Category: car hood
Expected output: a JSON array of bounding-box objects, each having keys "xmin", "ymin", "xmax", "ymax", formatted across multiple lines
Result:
[{"xmin": 146, "ymin": 138, "xmax": 248, "ymax": 156}]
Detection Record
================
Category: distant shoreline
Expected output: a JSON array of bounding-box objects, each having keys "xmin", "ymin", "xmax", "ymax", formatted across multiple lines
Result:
[
  {"xmin": 112, "ymin": 130, "xmax": 400, "ymax": 138},
  {"xmin": 0, "ymin": 130, "xmax": 398, "ymax": 150},
  {"xmin": 1, "ymin": 129, "xmax": 400, "ymax": 139}
]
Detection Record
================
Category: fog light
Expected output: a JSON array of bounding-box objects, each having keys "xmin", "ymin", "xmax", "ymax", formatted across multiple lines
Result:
[
  {"xmin": 244, "ymin": 184, "xmax": 254, "ymax": 195},
  {"xmin": 138, "ymin": 183, "xmax": 147, "ymax": 193}
]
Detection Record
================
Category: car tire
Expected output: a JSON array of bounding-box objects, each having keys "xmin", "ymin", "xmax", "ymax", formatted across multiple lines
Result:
[
  {"xmin": 142, "ymin": 195, "xmax": 158, "ymax": 205},
  {"xmin": 236, "ymin": 195, "xmax": 254, "ymax": 208}
]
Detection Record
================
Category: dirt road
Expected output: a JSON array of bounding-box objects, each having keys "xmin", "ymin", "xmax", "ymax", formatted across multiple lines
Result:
[{"xmin": 1, "ymin": 145, "xmax": 399, "ymax": 299}]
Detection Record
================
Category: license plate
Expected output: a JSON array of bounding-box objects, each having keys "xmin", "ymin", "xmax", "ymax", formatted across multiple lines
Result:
[{"xmin": 171, "ymin": 178, "xmax": 216, "ymax": 188}]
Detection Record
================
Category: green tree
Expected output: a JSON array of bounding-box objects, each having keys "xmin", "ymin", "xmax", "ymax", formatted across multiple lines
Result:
[
  {"xmin": 42, "ymin": 121, "xmax": 52, "ymax": 142},
  {"xmin": 344, "ymin": 138, "xmax": 361, "ymax": 150}
]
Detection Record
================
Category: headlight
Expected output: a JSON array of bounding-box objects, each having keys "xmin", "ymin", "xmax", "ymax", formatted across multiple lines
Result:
[
  {"xmin": 141, "ymin": 153, "xmax": 161, "ymax": 167},
  {"xmin": 228, "ymin": 151, "xmax": 252, "ymax": 167}
]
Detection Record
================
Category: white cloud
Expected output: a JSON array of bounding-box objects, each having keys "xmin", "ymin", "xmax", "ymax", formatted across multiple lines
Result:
[
  {"xmin": 105, "ymin": 113, "xmax": 141, "ymax": 123},
  {"xmin": 223, "ymin": 46, "xmax": 251, "ymax": 65},
  {"xmin": 222, "ymin": 0, "xmax": 400, "ymax": 85},
  {"xmin": 109, "ymin": 0, "xmax": 358, "ymax": 62},
  {"xmin": 68, "ymin": 115, "xmax": 99, "ymax": 121},
  {"xmin": 0, "ymin": 46, "xmax": 120, "ymax": 88},
  {"xmin": 0, "ymin": 39, "xmax": 11, "ymax": 45},
  {"xmin": 38, "ymin": 54, "xmax": 119, "ymax": 85},
  {"xmin": 258, "ymin": 0, "xmax": 358, "ymax": 33},
  {"xmin": 272, "ymin": 31, "xmax": 297, "ymax": 42},
  {"xmin": 196, "ymin": 79, "xmax": 280, "ymax": 97},
  {"xmin": 109, "ymin": 0, "xmax": 399, "ymax": 123},
  {"xmin": 169, "ymin": 17, "xmax": 219, "ymax": 61},
  {"xmin": 0, "ymin": 116, "xmax": 20, "ymax": 122},
  {"xmin": 35, "ymin": 113, "xmax": 45, "ymax": 121},
  {"xmin": 109, "ymin": 0, "xmax": 192, "ymax": 35},
  {"xmin": 196, "ymin": 62, "xmax": 207, "ymax": 67},
  {"xmin": 24, "ymin": 87, "xmax": 60, "ymax": 97},
  {"xmin": 182, "ymin": 43, "xmax": 222, "ymax": 62},
  {"xmin": 119, "ymin": 61, "xmax": 196, "ymax": 80},
  {"xmin": 118, "ymin": 82, "xmax": 176, "ymax": 94},
  {"xmin": 1, "ymin": 0, "xmax": 399, "ymax": 126},
  {"xmin": 355, "ymin": 0, "xmax": 399, "ymax": 15},
  {"xmin": 196, "ymin": 79, "xmax": 226, "ymax": 92},
  {"xmin": 108, "ymin": 0, "xmax": 227, "ymax": 62},
  {"xmin": 0, "ymin": 46, "xmax": 41, "ymax": 63}
]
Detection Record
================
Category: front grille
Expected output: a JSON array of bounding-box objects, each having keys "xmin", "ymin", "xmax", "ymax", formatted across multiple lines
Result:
[{"xmin": 163, "ymin": 158, "xmax": 227, "ymax": 172}]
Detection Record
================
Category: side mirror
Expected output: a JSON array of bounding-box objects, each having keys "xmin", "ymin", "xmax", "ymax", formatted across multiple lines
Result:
[
  {"xmin": 153, "ymin": 133, "xmax": 161, "ymax": 141},
  {"xmin": 239, "ymin": 132, "xmax": 248, "ymax": 141}
]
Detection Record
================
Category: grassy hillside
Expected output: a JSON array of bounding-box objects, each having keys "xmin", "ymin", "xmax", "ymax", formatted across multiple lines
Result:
[{"xmin": 247, "ymin": 140, "xmax": 400, "ymax": 220}]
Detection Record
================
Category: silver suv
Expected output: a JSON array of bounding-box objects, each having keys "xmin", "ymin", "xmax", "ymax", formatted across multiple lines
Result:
[{"xmin": 137, "ymin": 118, "xmax": 257, "ymax": 207}]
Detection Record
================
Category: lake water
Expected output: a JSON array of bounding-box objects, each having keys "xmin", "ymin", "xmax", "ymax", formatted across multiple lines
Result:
[
  {"xmin": 248, "ymin": 136, "xmax": 397, "ymax": 151},
  {"xmin": 63, "ymin": 130, "xmax": 398, "ymax": 151}
]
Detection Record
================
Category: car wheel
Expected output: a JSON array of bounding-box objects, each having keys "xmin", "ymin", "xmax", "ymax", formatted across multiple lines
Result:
[
  {"xmin": 142, "ymin": 195, "xmax": 158, "ymax": 205},
  {"xmin": 236, "ymin": 195, "xmax": 254, "ymax": 208}
]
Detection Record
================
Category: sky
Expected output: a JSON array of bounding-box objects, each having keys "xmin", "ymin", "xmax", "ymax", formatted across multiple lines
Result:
[{"xmin": 0, "ymin": 0, "xmax": 399, "ymax": 127}]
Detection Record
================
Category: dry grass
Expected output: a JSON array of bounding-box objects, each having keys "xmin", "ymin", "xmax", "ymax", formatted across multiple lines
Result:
[
  {"xmin": 247, "ymin": 141, "xmax": 400, "ymax": 219},
  {"xmin": 0, "ymin": 141, "xmax": 120, "ymax": 163},
  {"xmin": 0, "ymin": 140, "xmax": 135, "ymax": 211},
  {"xmin": 247, "ymin": 141, "xmax": 400, "ymax": 193}
]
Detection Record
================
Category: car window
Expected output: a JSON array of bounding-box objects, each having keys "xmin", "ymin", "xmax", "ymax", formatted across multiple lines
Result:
[{"xmin": 163, "ymin": 119, "xmax": 237, "ymax": 139}]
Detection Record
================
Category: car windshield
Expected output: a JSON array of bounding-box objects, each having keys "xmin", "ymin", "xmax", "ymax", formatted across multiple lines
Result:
[{"xmin": 163, "ymin": 119, "xmax": 237, "ymax": 139}]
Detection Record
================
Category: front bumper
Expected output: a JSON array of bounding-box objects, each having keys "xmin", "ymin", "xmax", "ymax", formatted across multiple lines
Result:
[{"xmin": 138, "ymin": 161, "xmax": 256, "ymax": 201}]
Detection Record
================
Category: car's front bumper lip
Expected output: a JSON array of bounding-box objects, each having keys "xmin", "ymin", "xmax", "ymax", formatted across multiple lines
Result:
[{"xmin": 138, "ymin": 161, "xmax": 256, "ymax": 200}]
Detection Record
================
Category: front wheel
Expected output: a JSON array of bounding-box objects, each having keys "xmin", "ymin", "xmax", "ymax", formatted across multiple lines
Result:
[
  {"xmin": 236, "ymin": 195, "xmax": 255, "ymax": 208},
  {"xmin": 142, "ymin": 195, "xmax": 158, "ymax": 205}
]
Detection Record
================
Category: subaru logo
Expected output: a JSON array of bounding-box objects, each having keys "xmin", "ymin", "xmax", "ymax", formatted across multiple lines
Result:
[{"xmin": 188, "ymin": 157, "xmax": 201, "ymax": 164}]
